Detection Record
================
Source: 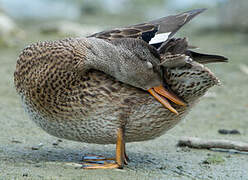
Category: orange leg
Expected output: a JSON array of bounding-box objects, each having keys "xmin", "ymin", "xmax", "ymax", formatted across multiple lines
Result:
[{"xmin": 82, "ymin": 128, "xmax": 126, "ymax": 169}]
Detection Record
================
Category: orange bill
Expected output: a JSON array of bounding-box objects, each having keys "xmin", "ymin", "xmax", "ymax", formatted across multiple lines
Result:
[
  {"xmin": 153, "ymin": 85, "xmax": 186, "ymax": 106},
  {"xmin": 148, "ymin": 88, "xmax": 179, "ymax": 115}
]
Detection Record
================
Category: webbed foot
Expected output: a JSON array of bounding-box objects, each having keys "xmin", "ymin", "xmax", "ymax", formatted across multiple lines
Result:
[{"xmin": 82, "ymin": 128, "xmax": 128, "ymax": 169}]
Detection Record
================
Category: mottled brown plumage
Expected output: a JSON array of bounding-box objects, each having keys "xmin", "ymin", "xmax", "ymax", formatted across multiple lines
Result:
[{"xmin": 14, "ymin": 9, "xmax": 227, "ymax": 168}]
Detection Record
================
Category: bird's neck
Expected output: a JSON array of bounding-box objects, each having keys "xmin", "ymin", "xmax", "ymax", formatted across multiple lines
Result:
[
  {"xmin": 78, "ymin": 37, "xmax": 162, "ymax": 90},
  {"xmin": 82, "ymin": 37, "xmax": 121, "ymax": 79}
]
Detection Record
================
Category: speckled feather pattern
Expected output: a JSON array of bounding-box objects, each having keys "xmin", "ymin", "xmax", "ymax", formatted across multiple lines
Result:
[{"xmin": 14, "ymin": 37, "xmax": 219, "ymax": 144}]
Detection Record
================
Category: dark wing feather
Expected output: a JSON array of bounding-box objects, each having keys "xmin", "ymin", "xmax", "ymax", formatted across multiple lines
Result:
[
  {"xmin": 186, "ymin": 50, "xmax": 228, "ymax": 64},
  {"xmin": 151, "ymin": 8, "xmax": 206, "ymax": 39},
  {"xmin": 88, "ymin": 23, "xmax": 159, "ymax": 43},
  {"xmin": 88, "ymin": 8, "xmax": 206, "ymax": 45}
]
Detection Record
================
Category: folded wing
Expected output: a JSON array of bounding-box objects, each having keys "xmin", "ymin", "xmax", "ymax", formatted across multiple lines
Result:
[{"xmin": 88, "ymin": 8, "xmax": 207, "ymax": 48}]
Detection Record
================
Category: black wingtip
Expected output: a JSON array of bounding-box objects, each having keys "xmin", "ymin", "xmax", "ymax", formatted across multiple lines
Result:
[
  {"xmin": 155, "ymin": 8, "xmax": 207, "ymax": 40},
  {"xmin": 222, "ymin": 56, "xmax": 229, "ymax": 61},
  {"xmin": 180, "ymin": 8, "xmax": 207, "ymax": 25},
  {"xmin": 183, "ymin": 9, "xmax": 207, "ymax": 23},
  {"xmin": 186, "ymin": 8, "xmax": 207, "ymax": 15}
]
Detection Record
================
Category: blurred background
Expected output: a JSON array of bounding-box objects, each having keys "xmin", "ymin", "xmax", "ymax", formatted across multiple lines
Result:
[
  {"xmin": 0, "ymin": 0, "xmax": 247, "ymax": 179},
  {"xmin": 0, "ymin": 0, "xmax": 247, "ymax": 46}
]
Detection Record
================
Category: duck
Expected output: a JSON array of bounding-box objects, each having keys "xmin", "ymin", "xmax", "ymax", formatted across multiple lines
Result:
[{"xmin": 14, "ymin": 8, "xmax": 227, "ymax": 169}]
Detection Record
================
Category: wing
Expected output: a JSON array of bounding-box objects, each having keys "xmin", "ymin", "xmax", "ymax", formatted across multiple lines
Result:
[
  {"xmin": 88, "ymin": 23, "xmax": 159, "ymax": 44},
  {"xmin": 88, "ymin": 8, "xmax": 206, "ymax": 47}
]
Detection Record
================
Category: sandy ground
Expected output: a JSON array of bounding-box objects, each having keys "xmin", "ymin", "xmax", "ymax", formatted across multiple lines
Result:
[{"xmin": 0, "ymin": 27, "xmax": 248, "ymax": 179}]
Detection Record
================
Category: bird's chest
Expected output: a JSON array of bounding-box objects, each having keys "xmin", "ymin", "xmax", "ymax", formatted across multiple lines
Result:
[{"xmin": 20, "ymin": 88, "xmax": 188, "ymax": 145}]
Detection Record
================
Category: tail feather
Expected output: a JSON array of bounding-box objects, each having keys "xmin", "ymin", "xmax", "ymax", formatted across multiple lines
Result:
[{"xmin": 186, "ymin": 50, "xmax": 228, "ymax": 64}]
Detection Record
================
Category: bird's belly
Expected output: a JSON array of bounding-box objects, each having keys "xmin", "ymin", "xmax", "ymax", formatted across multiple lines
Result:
[{"xmin": 21, "ymin": 93, "xmax": 188, "ymax": 144}]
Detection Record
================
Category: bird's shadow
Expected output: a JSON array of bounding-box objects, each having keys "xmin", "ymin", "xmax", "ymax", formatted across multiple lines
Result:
[{"xmin": 3, "ymin": 143, "xmax": 164, "ymax": 170}]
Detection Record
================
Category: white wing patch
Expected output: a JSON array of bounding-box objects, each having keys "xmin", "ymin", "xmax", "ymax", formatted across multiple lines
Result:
[{"xmin": 149, "ymin": 32, "xmax": 171, "ymax": 45}]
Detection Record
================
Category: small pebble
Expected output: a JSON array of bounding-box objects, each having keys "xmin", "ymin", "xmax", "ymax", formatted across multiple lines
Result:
[
  {"xmin": 52, "ymin": 142, "xmax": 59, "ymax": 146},
  {"xmin": 176, "ymin": 165, "xmax": 183, "ymax": 170},
  {"xmin": 53, "ymin": 139, "xmax": 63, "ymax": 146},
  {"xmin": 159, "ymin": 166, "xmax": 167, "ymax": 170},
  {"xmin": 31, "ymin": 143, "xmax": 43, "ymax": 150},
  {"xmin": 218, "ymin": 129, "xmax": 241, "ymax": 135},
  {"xmin": 202, "ymin": 160, "xmax": 210, "ymax": 164},
  {"xmin": 31, "ymin": 146, "xmax": 39, "ymax": 150},
  {"xmin": 22, "ymin": 173, "xmax": 28, "ymax": 177},
  {"xmin": 35, "ymin": 164, "xmax": 42, "ymax": 167},
  {"xmin": 11, "ymin": 140, "xmax": 22, "ymax": 143}
]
